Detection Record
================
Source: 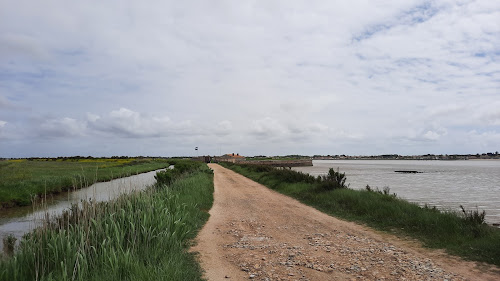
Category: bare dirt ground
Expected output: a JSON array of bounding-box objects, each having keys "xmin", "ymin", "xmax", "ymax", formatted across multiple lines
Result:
[{"xmin": 191, "ymin": 164, "xmax": 500, "ymax": 280}]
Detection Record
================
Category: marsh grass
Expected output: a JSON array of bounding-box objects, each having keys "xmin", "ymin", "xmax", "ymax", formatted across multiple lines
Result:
[
  {"xmin": 1, "ymin": 235, "xmax": 16, "ymax": 257},
  {"xmin": 460, "ymin": 205, "xmax": 486, "ymax": 225},
  {"xmin": 0, "ymin": 161, "xmax": 213, "ymax": 281},
  {"xmin": 221, "ymin": 162, "xmax": 500, "ymax": 266},
  {"xmin": 0, "ymin": 158, "xmax": 171, "ymax": 207}
]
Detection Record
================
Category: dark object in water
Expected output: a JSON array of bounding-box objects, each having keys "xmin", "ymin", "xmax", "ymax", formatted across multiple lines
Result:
[{"xmin": 395, "ymin": 170, "xmax": 422, "ymax": 174}]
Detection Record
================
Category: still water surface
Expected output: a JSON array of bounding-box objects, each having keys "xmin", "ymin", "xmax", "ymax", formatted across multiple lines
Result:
[
  {"xmin": 294, "ymin": 160, "xmax": 500, "ymax": 225},
  {"xmin": 0, "ymin": 169, "xmax": 162, "ymax": 252}
]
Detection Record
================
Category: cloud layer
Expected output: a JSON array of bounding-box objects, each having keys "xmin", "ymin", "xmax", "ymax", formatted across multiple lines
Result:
[{"xmin": 1, "ymin": 1, "xmax": 499, "ymax": 157}]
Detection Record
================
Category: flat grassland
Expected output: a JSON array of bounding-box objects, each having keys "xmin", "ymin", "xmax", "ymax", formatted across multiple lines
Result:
[{"xmin": 0, "ymin": 158, "xmax": 171, "ymax": 207}]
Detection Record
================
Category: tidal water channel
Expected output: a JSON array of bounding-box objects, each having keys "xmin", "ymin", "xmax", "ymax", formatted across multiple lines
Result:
[
  {"xmin": 0, "ymin": 169, "xmax": 162, "ymax": 252},
  {"xmin": 294, "ymin": 160, "xmax": 500, "ymax": 226}
]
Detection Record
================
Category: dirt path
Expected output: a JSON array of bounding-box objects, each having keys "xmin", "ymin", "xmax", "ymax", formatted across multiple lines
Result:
[{"xmin": 192, "ymin": 164, "xmax": 500, "ymax": 280}]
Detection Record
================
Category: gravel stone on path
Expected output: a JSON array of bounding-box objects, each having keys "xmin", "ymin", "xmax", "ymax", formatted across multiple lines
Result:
[{"xmin": 191, "ymin": 164, "xmax": 500, "ymax": 280}]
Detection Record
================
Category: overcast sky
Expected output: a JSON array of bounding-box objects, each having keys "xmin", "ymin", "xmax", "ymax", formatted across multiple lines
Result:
[{"xmin": 1, "ymin": 1, "xmax": 499, "ymax": 158}]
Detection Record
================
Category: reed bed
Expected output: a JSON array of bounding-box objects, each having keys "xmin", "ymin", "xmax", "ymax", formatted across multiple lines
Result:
[
  {"xmin": 221, "ymin": 162, "xmax": 500, "ymax": 266},
  {"xmin": 0, "ymin": 161, "xmax": 213, "ymax": 281}
]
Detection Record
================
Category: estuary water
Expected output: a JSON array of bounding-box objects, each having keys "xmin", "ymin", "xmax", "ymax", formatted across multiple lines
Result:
[
  {"xmin": 0, "ymin": 169, "xmax": 162, "ymax": 252},
  {"xmin": 294, "ymin": 160, "xmax": 500, "ymax": 225}
]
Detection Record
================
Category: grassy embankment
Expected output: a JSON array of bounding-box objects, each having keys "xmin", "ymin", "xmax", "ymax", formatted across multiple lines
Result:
[
  {"xmin": 0, "ymin": 159, "xmax": 213, "ymax": 281},
  {"xmin": 220, "ymin": 162, "xmax": 500, "ymax": 266},
  {"xmin": 0, "ymin": 158, "xmax": 171, "ymax": 207}
]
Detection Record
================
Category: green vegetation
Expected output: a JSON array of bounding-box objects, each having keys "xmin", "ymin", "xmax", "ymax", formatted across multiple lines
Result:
[
  {"xmin": 220, "ymin": 162, "xmax": 500, "ymax": 266},
  {"xmin": 318, "ymin": 168, "xmax": 350, "ymax": 190},
  {"xmin": 0, "ymin": 160, "xmax": 214, "ymax": 281},
  {"xmin": 154, "ymin": 159, "xmax": 202, "ymax": 186},
  {"xmin": 0, "ymin": 158, "xmax": 171, "ymax": 207}
]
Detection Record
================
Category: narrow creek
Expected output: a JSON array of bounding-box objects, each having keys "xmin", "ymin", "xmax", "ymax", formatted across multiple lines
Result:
[{"xmin": 0, "ymin": 168, "xmax": 164, "ymax": 253}]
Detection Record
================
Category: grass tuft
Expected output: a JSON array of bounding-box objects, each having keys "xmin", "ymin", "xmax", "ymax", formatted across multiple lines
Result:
[{"xmin": 2, "ymin": 235, "xmax": 16, "ymax": 257}]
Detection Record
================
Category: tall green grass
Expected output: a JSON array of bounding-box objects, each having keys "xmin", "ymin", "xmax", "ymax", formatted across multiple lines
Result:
[
  {"xmin": 0, "ymin": 161, "xmax": 214, "ymax": 281},
  {"xmin": 0, "ymin": 158, "xmax": 171, "ymax": 207},
  {"xmin": 154, "ymin": 159, "xmax": 203, "ymax": 186},
  {"xmin": 221, "ymin": 162, "xmax": 500, "ymax": 266}
]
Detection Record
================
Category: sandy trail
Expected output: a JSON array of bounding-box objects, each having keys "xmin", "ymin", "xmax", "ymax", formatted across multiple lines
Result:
[{"xmin": 192, "ymin": 164, "xmax": 500, "ymax": 280}]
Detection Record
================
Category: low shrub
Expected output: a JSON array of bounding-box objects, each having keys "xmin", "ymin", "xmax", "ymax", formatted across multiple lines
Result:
[
  {"xmin": 154, "ymin": 160, "xmax": 203, "ymax": 187},
  {"xmin": 154, "ymin": 170, "xmax": 177, "ymax": 185},
  {"xmin": 319, "ymin": 168, "xmax": 349, "ymax": 190}
]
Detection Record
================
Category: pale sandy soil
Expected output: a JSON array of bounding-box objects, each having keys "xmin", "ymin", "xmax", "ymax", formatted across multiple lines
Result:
[{"xmin": 191, "ymin": 164, "xmax": 500, "ymax": 280}]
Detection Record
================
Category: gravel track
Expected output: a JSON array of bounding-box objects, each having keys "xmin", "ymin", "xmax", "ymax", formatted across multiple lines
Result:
[{"xmin": 192, "ymin": 164, "xmax": 500, "ymax": 280}]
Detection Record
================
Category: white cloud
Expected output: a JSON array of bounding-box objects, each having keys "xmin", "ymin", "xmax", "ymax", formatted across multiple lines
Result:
[
  {"xmin": 251, "ymin": 117, "xmax": 286, "ymax": 138},
  {"xmin": 307, "ymin": 123, "xmax": 329, "ymax": 134},
  {"xmin": 214, "ymin": 120, "xmax": 232, "ymax": 136},
  {"xmin": 0, "ymin": 121, "xmax": 8, "ymax": 140},
  {"xmin": 464, "ymin": 130, "xmax": 500, "ymax": 151},
  {"xmin": 423, "ymin": 130, "xmax": 441, "ymax": 141},
  {"xmin": 86, "ymin": 113, "xmax": 100, "ymax": 122},
  {"xmin": 483, "ymin": 112, "xmax": 500, "ymax": 126},
  {"xmin": 0, "ymin": 1, "xmax": 499, "ymax": 157},
  {"xmin": 0, "ymin": 95, "xmax": 15, "ymax": 110},
  {"xmin": 0, "ymin": 34, "xmax": 49, "ymax": 60},
  {"xmin": 87, "ymin": 108, "xmax": 195, "ymax": 138},
  {"xmin": 38, "ymin": 117, "xmax": 86, "ymax": 138},
  {"xmin": 479, "ymin": 102, "xmax": 500, "ymax": 126},
  {"xmin": 398, "ymin": 123, "xmax": 448, "ymax": 143}
]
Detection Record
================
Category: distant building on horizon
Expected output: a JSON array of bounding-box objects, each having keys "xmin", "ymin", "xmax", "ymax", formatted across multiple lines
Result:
[{"xmin": 217, "ymin": 153, "xmax": 246, "ymax": 163}]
